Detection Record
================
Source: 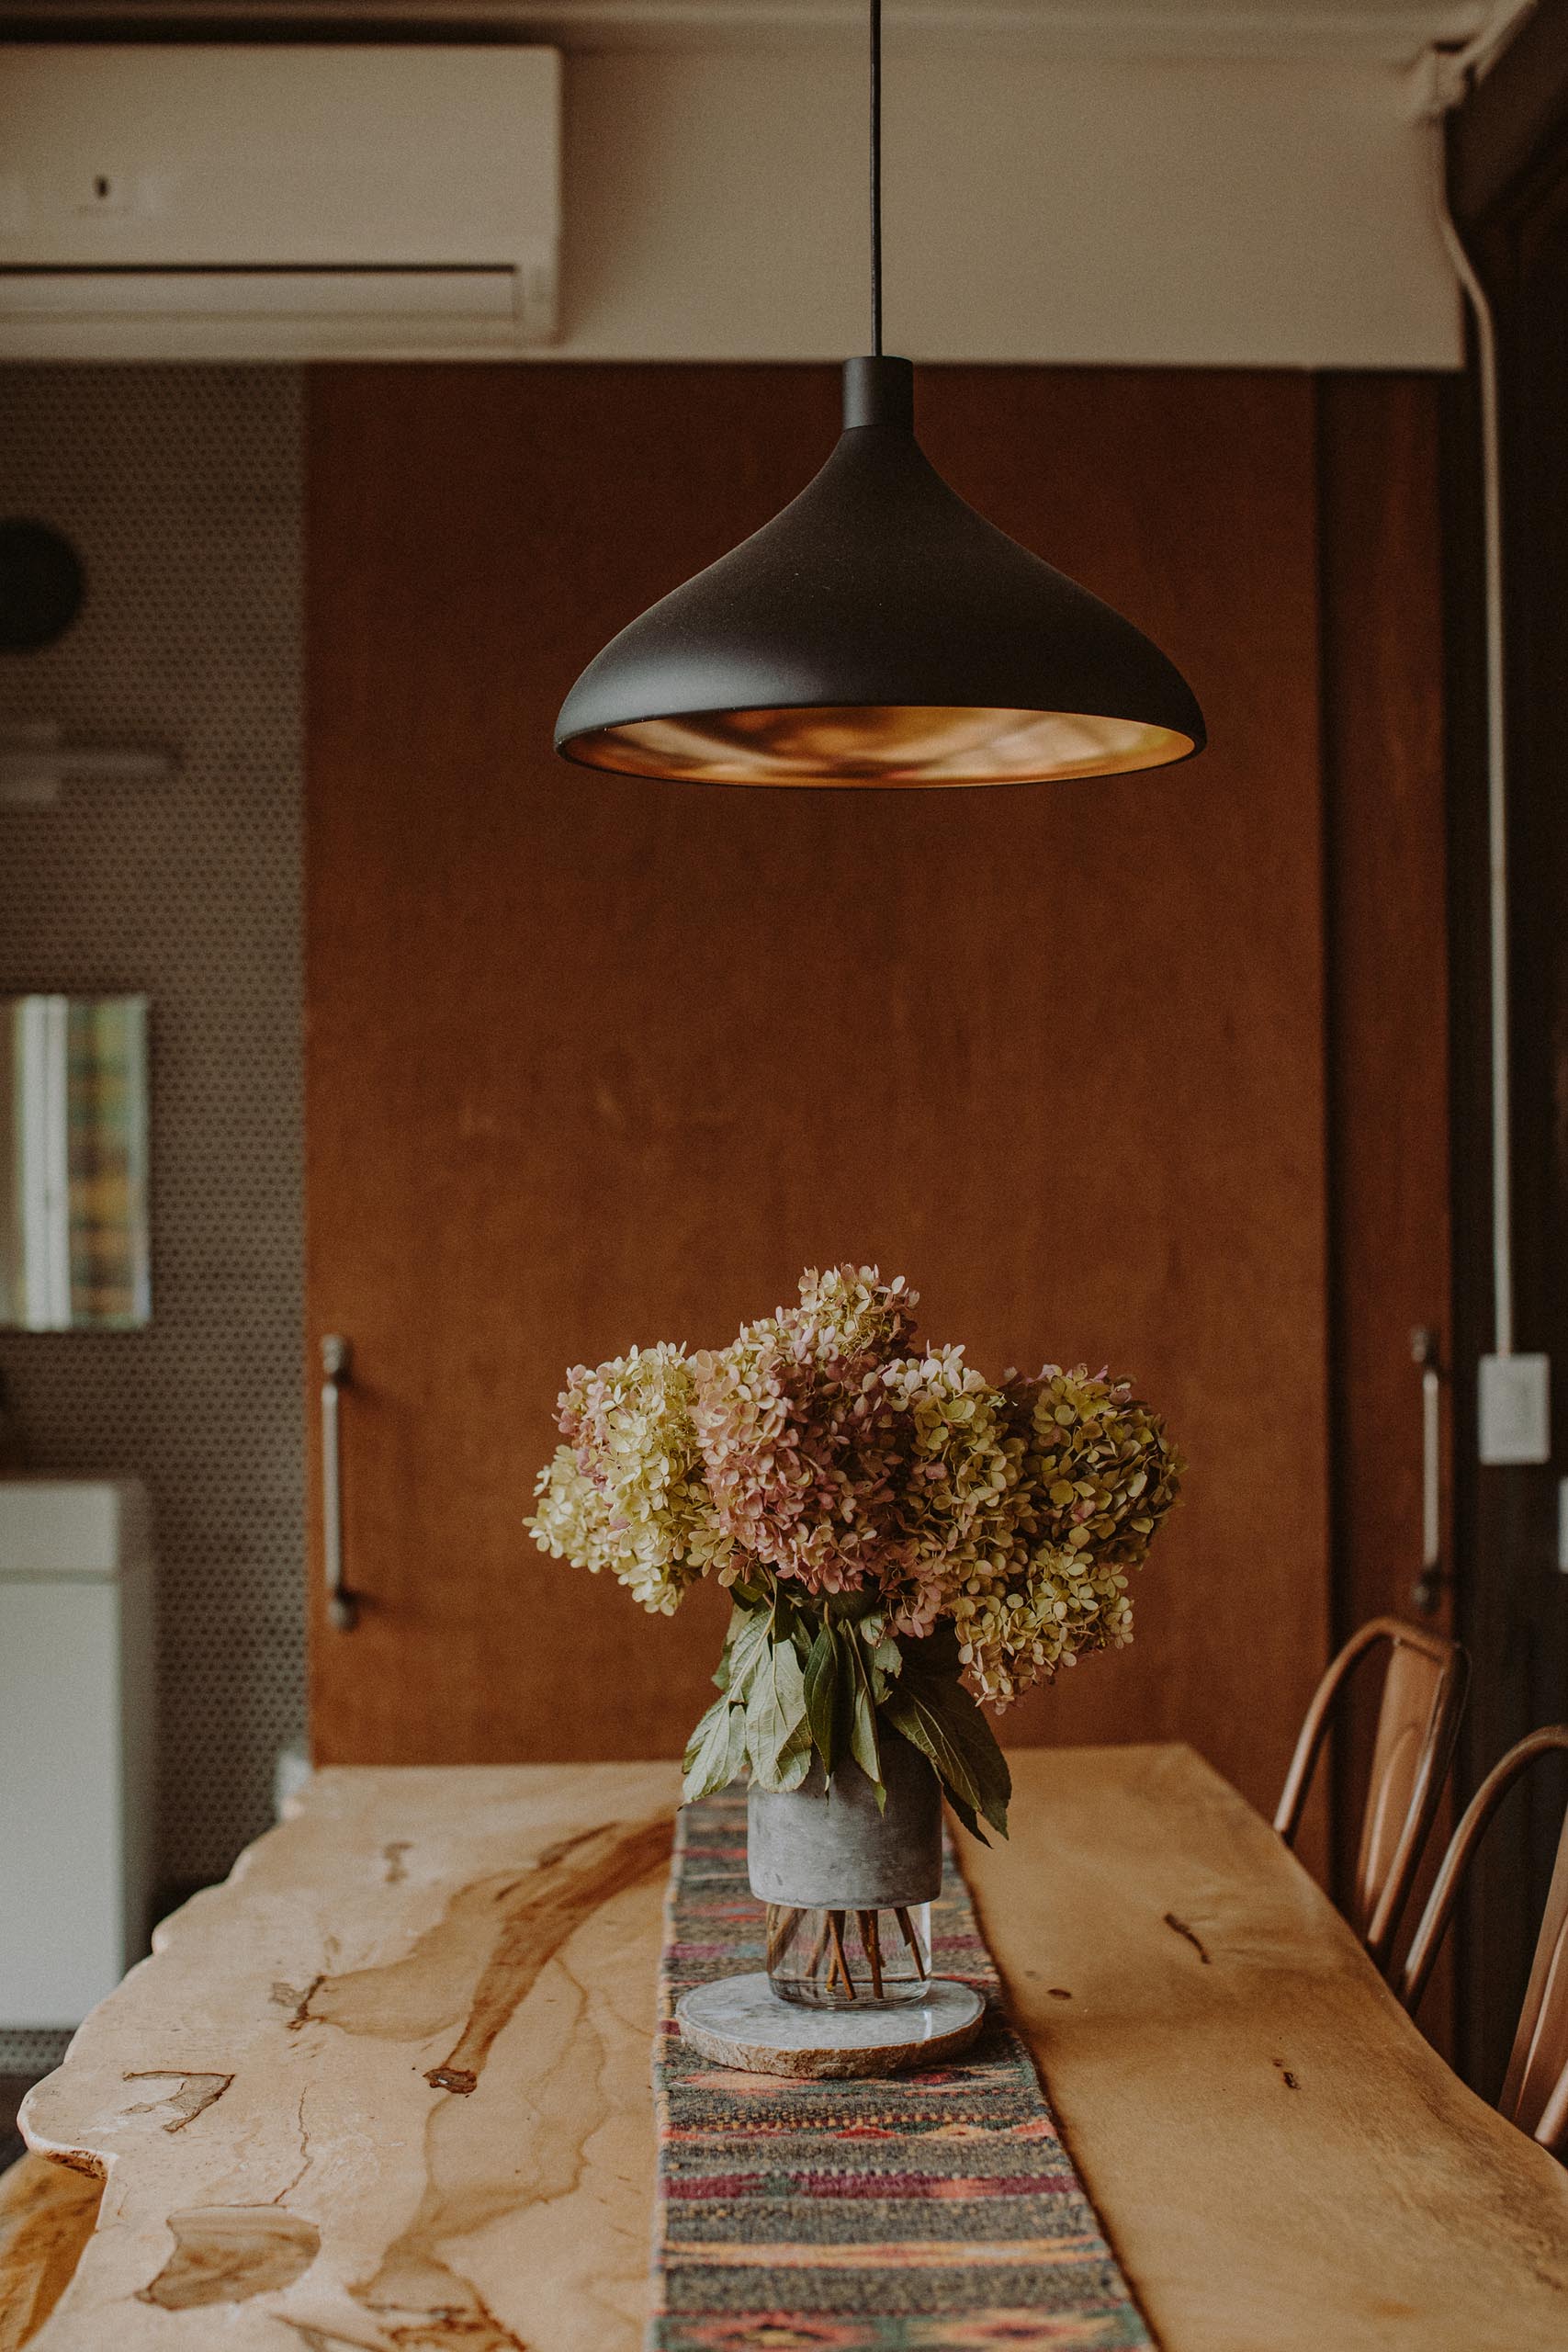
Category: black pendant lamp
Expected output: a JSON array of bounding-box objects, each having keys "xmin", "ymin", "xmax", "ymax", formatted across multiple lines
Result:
[{"xmin": 556, "ymin": 3, "xmax": 1204, "ymax": 790}]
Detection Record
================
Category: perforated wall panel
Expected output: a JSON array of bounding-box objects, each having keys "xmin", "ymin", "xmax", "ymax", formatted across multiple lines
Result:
[{"xmin": 0, "ymin": 368, "xmax": 304, "ymax": 2064}]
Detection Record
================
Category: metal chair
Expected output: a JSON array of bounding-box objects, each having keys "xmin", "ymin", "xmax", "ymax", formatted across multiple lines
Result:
[
  {"xmin": 1399, "ymin": 1725, "xmax": 1568, "ymax": 2154},
  {"xmin": 1275, "ymin": 1616, "xmax": 1469, "ymax": 1974}
]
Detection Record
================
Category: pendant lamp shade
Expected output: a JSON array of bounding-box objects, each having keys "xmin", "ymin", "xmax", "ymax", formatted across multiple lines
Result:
[{"xmin": 556, "ymin": 358, "xmax": 1204, "ymax": 788}]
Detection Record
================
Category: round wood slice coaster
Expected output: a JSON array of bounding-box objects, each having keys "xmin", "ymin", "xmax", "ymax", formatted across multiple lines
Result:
[{"xmin": 675, "ymin": 1971, "xmax": 985, "ymax": 2078}]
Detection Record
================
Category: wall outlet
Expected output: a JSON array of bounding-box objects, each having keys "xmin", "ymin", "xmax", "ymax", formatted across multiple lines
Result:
[{"xmin": 1479, "ymin": 1353, "xmax": 1551, "ymax": 1465}]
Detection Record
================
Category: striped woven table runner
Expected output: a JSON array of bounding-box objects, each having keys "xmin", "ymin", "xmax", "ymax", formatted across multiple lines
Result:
[{"xmin": 652, "ymin": 1789, "xmax": 1155, "ymax": 2352}]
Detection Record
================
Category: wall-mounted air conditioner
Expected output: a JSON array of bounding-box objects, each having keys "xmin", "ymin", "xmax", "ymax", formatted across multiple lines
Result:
[{"xmin": 0, "ymin": 45, "xmax": 561, "ymax": 360}]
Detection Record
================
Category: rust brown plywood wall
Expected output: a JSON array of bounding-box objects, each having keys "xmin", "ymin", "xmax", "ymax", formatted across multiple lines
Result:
[
  {"xmin": 304, "ymin": 364, "xmax": 1434, "ymax": 1825},
  {"xmin": 1318, "ymin": 372, "xmax": 1454, "ymax": 2024},
  {"xmin": 1320, "ymin": 372, "xmax": 1450, "ymax": 1664}
]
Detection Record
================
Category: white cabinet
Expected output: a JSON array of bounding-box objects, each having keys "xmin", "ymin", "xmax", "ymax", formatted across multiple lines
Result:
[{"xmin": 0, "ymin": 1479, "xmax": 154, "ymax": 2027}]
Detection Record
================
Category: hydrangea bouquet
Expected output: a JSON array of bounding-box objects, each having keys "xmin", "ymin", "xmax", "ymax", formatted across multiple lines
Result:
[{"xmin": 527, "ymin": 1268, "xmax": 1183, "ymax": 1842}]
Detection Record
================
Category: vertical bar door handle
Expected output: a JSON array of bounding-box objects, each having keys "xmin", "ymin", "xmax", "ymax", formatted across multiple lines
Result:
[
  {"xmin": 321, "ymin": 1334, "xmax": 357, "ymax": 1631},
  {"xmin": 1412, "ymin": 1327, "xmax": 1443, "ymax": 1615}
]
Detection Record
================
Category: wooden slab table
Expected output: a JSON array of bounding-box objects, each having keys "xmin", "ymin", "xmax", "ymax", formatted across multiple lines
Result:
[{"xmin": 6, "ymin": 1745, "xmax": 1567, "ymax": 2350}]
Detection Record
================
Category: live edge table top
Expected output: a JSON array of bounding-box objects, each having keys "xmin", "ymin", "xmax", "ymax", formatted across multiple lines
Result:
[{"xmin": 8, "ymin": 1746, "xmax": 1568, "ymax": 2352}]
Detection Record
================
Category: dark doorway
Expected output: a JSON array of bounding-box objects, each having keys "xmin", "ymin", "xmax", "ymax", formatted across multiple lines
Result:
[{"xmin": 1447, "ymin": 0, "xmax": 1568, "ymax": 2102}]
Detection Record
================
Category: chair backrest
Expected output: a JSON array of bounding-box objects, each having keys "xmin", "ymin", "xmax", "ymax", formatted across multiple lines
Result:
[
  {"xmin": 1275, "ymin": 1616, "xmax": 1469, "ymax": 1973},
  {"xmin": 1399, "ymin": 1724, "xmax": 1568, "ymax": 2153}
]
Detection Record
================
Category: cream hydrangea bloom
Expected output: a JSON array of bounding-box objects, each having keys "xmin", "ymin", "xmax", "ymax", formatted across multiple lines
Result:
[{"xmin": 525, "ymin": 1341, "xmax": 729, "ymax": 1614}]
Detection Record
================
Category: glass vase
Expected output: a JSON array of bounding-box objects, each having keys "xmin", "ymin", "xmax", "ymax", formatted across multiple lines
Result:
[{"xmin": 765, "ymin": 1898, "xmax": 932, "ymax": 2007}]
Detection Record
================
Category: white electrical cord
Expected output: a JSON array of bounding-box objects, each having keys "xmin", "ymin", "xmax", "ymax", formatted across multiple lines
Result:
[{"xmin": 1426, "ymin": 49, "xmax": 1515, "ymax": 1359}]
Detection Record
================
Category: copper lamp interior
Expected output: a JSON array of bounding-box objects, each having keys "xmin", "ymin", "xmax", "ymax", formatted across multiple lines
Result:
[{"xmin": 560, "ymin": 704, "xmax": 1198, "ymax": 787}]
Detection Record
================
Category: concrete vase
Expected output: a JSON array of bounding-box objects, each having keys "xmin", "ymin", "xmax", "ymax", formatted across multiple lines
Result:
[{"xmin": 747, "ymin": 1735, "xmax": 942, "ymax": 1910}]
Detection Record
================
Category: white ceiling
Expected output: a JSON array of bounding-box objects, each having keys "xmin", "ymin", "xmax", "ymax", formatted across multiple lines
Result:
[
  {"xmin": 512, "ymin": 1, "xmax": 1523, "ymax": 63},
  {"xmin": 6, "ymin": 0, "xmax": 1537, "ymax": 68}
]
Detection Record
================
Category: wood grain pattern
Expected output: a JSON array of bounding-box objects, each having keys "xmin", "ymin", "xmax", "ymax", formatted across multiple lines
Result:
[
  {"xmin": 0, "ymin": 2156, "xmax": 101, "ymax": 2352},
  {"xmin": 1319, "ymin": 371, "xmax": 1451, "ymax": 1643},
  {"xmin": 15, "ymin": 1751, "xmax": 1568, "ymax": 2350},
  {"xmin": 18, "ymin": 1762, "xmax": 679, "ymax": 2352},
  {"xmin": 1317, "ymin": 374, "xmax": 1455, "ymax": 2024},
  {"xmin": 305, "ymin": 364, "xmax": 1329, "ymax": 1815},
  {"xmin": 964, "ymin": 1747, "xmax": 1568, "ymax": 2352}
]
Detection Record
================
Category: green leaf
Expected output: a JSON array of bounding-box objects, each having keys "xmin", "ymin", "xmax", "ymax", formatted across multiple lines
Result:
[
  {"xmin": 852, "ymin": 1687, "xmax": 885, "ymax": 1806},
  {"xmin": 724, "ymin": 1604, "xmax": 773, "ymax": 1710},
  {"xmin": 925, "ymin": 1679, "xmax": 1011, "ymax": 1836},
  {"xmin": 899, "ymin": 1621, "xmax": 964, "ymax": 1679},
  {"xmin": 828, "ymin": 1589, "xmax": 879, "ymax": 1626},
  {"xmin": 804, "ymin": 1621, "xmax": 841, "ymax": 1774},
  {"xmin": 939, "ymin": 1784, "xmax": 991, "ymax": 1848},
  {"xmin": 891, "ymin": 1623, "xmax": 1010, "ymax": 1834},
  {"xmin": 844, "ymin": 1637, "xmax": 884, "ymax": 1804},
  {"xmin": 724, "ymin": 1694, "xmax": 750, "ymax": 1785},
  {"xmin": 882, "ymin": 1687, "xmax": 976, "ymax": 1822},
  {"xmin": 883, "ymin": 1676, "xmax": 1011, "ymax": 1839},
  {"xmin": 712, "ymin": 1620, "xmax": 737, "ymax": 1692},
  {"xmin": 712, "ymin": 1598, "xmax": 746, "ymax": 1691},
  {"xmin": 745, "ymin": 1635, "xmax": 809, "ymax": 1792},
  {"xmin": 772, "ymin": 1715, "xmax": 814, "ymax": 1792},
  {"xmin": 682, "ymin": 1696, "xmax": 740, "ymax": 1804}
]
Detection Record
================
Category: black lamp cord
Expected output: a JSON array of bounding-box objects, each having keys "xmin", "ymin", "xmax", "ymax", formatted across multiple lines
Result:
[{"xmin": 870, "ymin": 0, "xmax": 883, "ymax": 356}]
